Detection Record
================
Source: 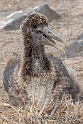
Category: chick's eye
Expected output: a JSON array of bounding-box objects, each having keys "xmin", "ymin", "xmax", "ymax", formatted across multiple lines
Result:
[{"xmin": 32, "ymin": 24, "xmax": 37, "ymax": 28}]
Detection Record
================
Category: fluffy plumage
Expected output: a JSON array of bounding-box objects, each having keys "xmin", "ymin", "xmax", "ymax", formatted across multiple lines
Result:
[{"xmin": 3, "ymin": 13, "xmax": 79, "ymax": 108}]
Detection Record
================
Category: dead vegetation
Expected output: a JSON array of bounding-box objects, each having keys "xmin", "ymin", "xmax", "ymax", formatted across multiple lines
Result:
[{"xmin": 1, "ymin": 92, "xmax": 83, "ymax": 124}]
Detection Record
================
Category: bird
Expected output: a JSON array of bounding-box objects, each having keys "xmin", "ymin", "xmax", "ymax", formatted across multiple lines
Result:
[{"xmin": 3, "ymin": 13, "xmax": 79, "ymax": 108}]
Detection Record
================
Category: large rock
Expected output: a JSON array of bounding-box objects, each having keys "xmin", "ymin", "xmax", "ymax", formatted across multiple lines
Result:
[
  {"xmin": 0, "ymin": 4, "xmax": 61, "ymax": 31},
  {"xmin": 0, "ymin": 11, "xmax": 13, "ymax": 20},
  {"xmin": 65, "ymin": 33, "xmax": 83, "ymax": 58}
]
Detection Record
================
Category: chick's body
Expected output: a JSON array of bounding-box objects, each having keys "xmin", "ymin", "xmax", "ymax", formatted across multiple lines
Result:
[{"xmin": 3, "ymin": 13, "xmax": 78, "ymax": 108}]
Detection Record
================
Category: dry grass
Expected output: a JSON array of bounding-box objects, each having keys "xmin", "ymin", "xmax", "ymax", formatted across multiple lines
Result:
[{"xmin": 1, "ymin": 92, "xmax": 83, "ymax": 124}]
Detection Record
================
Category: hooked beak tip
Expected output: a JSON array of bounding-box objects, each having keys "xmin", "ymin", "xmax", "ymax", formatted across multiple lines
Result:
[{"xmin": 41, "ymin": 27, "xmax": 66, "ymax": 53}]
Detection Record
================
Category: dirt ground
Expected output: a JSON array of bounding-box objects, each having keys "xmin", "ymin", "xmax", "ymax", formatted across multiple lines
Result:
[{"xmin": 0, "ymin": 0, "xmax": 83, "ymax": 124}]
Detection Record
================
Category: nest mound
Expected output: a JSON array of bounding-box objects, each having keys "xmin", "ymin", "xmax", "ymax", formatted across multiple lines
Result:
[{"xmin": 1, "ymin": 93, "xmax": 83, "ymax": 124}]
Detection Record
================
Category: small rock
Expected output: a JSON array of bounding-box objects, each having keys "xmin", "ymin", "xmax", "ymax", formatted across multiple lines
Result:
[
  {"xmin": 66, "ymin": 67, "xmax": 77, "ymax": 79},
  {"xmin": 64, "ymin": 59, "xmax": 81, "ymax": 65},
  {"xmin": 65, "ymin": 33, "xmax": 83, "ymax": 58},
  {"xmin": 76, "ymin": 33, "xmax": 83, "ymax": 40},
  {"xmin": 77, "ymin": 13, "xmax": 83, "ymax": 21},
  {"xmin": 0, "ymin": 4, "xmax": 61, "ymax": 31}
]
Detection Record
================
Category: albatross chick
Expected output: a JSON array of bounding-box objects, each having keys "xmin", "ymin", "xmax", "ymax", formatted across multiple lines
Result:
[{"xmin": 3, "ymin": 13, "xmax": 78, "ymax": 108}]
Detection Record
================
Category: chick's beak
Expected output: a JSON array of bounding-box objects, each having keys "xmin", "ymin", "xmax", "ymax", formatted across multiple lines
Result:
[{"xmin": 41, "ymin": 26, "xmax": 65, "ymax": 53}]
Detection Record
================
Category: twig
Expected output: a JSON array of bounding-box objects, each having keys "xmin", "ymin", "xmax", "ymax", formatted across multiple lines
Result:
[
  {"xmin": 1, "ymin": 115, "xmax": 9, "ymax": 121},
  {"xmin": 0, "ymin": 103, "xmax": 19, "ymax": 114}
]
